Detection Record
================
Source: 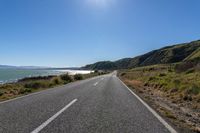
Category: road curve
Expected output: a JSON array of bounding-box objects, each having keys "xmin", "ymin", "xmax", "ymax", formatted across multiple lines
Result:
[{"xmin": 0, "ymin": 72, "xmax": 177, "ymax": 133}]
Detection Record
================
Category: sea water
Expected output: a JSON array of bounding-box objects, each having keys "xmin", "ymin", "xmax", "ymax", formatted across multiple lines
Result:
[{"xmin": 0, "ymin": 68, "xmax": 92, "ymax": 84}]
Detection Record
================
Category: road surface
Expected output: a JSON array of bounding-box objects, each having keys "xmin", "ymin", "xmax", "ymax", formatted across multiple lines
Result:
[{"xmin": 0, "ymin": 72, "xmax": 177, "ymax": 133}]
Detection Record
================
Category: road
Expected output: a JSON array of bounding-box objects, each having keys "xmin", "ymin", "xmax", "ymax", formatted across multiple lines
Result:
[{"xmin": 0, "ymin": 72, "xmax": 177, "ymax": 133}]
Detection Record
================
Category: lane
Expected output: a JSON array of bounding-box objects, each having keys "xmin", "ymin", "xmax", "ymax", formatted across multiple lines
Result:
[
  {"xmin": 31, "ymin": 99, "xmax": 77, "ymax": 133},
  {"xmin": 0, "ymin": 73, "xmax": 176, "ymax": 133},
  {"xmin": 0, "ymin": 75, "xmax": 107, "ymax": 133},
  {"xmin": 36, "ymin": 74, "xmax": 172, "ymax": 133}
]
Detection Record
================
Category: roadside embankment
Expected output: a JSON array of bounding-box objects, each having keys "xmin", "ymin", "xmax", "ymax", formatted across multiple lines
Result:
[{"xmin": 118, "ymin": 63, "xmax": 200, "ymax": 133}]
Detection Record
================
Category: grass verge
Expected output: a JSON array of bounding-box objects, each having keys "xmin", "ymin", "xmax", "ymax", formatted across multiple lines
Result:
[
  {"xmin": 118, "ymin": 63, "xmax": 200, "ymax": 133},
  {"xmin": 0, "ymin": 71, "xmax": 107, "ymax": 102}
]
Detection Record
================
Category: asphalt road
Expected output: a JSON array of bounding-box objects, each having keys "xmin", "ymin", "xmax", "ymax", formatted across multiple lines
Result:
[{"xmin": 0, "ymin": 72, "xmax": 177, "ymax": 133}]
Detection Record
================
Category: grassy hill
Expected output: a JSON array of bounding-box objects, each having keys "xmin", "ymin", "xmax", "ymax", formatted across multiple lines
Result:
[
  {"xmin": 83, "ymin": 61, "xmax": 117, "ymax": 70},
  {"xmin": 82, "ymin": 39, "xmax": 200, "ymax": 132},
  {"xmin": 83, "ymin": 40, "xmax": 200, "ymax": 70},
  {"xmin": 111, "ymin": 40, "xmax": 200, "ymax": 132},
  {"xmin": 184, "ymin": 47, "xmax": 200, "ymax": 61}
]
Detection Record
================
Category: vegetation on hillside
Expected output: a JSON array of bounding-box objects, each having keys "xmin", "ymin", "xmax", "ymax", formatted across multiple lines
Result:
[
  {"xmin": 83, "ymin": 61, "xmax": 117, "ymax": 70},
  {"xmin": 82, "ymin": 39, "xmax": 200, "ymax": 132},
  {"xmin": 119, "ymin": 63, "xmax": 200, "ymax": 132},
  {"xmin": 184, "ymin": 47, "xmax": 200, "ymax": 61},
  {"xmin": 83, "ymin": 40, "xmax": 200, "ymax": 70}
]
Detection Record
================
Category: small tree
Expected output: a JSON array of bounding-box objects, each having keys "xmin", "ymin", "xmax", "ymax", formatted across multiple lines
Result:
[
  {"xmin": 60, "ymin": 73, "xmax": 73, "ymax": 82},
  {"xmin": 74, "ymin": 74, "xmax": 83, "ymax": 80}
]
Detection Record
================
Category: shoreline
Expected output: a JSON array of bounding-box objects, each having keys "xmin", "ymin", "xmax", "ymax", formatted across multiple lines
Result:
[
  {"xmin": 0, "ymin": 69, "xmax": 93, "ymax": 85},
  {"xmin": 0, "ymin": 71, "xmax": 107, "ymax": 102}
]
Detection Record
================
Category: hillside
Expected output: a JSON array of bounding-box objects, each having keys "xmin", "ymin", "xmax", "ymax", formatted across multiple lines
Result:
[
  {"xmin": 184, "ymin": 47, "xmax": 200, "ymax": 61},
  {"xmin": 82, "ymin": 40, "xmax": 200, "ymax": 70},
  {"xmin": 0, "ymin": 65, "xmax": 17, "ymax": 69}
]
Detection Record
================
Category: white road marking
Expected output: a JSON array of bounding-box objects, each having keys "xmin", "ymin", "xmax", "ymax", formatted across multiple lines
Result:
[
  {"xmin": 31, "ymin": 99, "xmax": 78, "ymax": 133},
  {"xmin": 93, "ymin": 82, "xmax": 99, "ymax": 86},
  {"xmin": 117, "ymin": 77, "xmax": 177, "ymax": 133},
  {"xmin": 0, "ymin": 76, "xmax": 100, "ymax": 105}
]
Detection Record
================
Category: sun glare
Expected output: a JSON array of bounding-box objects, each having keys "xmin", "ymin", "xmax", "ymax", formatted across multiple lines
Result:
[{"xmin": 86, "ymin": 0, "xmax": 114, "ymax": 8}]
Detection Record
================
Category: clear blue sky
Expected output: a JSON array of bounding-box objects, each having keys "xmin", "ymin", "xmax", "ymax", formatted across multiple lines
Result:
[{"xmin": 0, "ymin": 0, "xmax": 200, "ymax": 67}]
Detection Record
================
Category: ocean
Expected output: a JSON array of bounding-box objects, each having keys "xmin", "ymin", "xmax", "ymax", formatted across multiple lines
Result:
[{"xmin": 0, "ymin": 68, "xmax": 92, "ymax": 84}]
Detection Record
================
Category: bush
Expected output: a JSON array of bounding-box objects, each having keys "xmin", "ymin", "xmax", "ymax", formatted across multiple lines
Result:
[
  {"xmin": 94, "ymin": 70, "xmax": 99, "ymax": 73},
  {"xmin": 24, "ymin": 81, "xmax": 49, "ymax": 89},
  {"xmin": 173, "ymin": 79, "xmax": 180, "ymax": 87},
  {"xmin": 0, "ymin": 90, "xmax": 3, "ymax": 96},
  {"xmin": 148, "ymin": 77, "xmax": 156, "ymax": 81},
  {"xmin": 120, "ymin": 73, "xmax": 126, "ymax": 76},
  {"xmin": 19, "ymin": 88, "xmax": 32, "ymax": 94},
  {"xmin": 74, "ymin": 74, "xmax": 83, "ymax": 80},
  {"xmin": 175, "ymin": 61, "xmax": 194, "ymax": 73},
  {"xmin": 60, "ymin": 74, "xmax": 73, "ymax": 82},
  {"xmin": 159, "ymin": 73, "xmax": 166, "ymax": 77},
  {"xmin": 168, "ymin": 69, "xmax": 173, "ymax": 72},
  {"xmin": 19, "ymin": 76, "xmax": 55, "ymax": 82},
  {"xmin": 188, "ymin": 85, "xmax": 200, "ymax": 95},
  {"xmin": 52, "ymin": 77, "xmax": 62, "ymax": 85},
  {"xmin": 185, "ymin": 68, "xmax": 195, "ymax": 74}
]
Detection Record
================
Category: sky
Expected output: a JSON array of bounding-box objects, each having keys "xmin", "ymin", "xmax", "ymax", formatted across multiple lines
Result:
[{"xmin": 0, "ymin": 0, "xmax": 200, "ymax": 67}]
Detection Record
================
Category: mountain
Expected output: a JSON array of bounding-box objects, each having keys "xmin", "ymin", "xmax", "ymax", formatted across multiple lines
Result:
[
  {"xmin": 82, "ymin": 40, "xmax": 200, "ymax": 70},
  {"xmin": 0, "ymin": 65, "xmax": 17, "ymax": 69},
  {"xmin": 83, "ymin": 61, "xmax": 117, "ymax": 70},
  {"xmin": 0, "ymin": 65, "xmax": 49, "ymax": 69}
]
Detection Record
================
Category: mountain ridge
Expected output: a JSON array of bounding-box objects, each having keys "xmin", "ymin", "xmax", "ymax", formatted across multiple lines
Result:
[{"xmin": 82, "ymin": 40, "xmax": 200, "ymax": 70}]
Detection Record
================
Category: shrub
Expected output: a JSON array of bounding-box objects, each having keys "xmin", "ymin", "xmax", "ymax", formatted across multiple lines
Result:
[
  {"xmin": 24, "ymin": 82, "xmax": 40, "ymax": 89},
  {"xmin": 148, "ymin": 77, "xmax": 156, "ymax": 81},
  {"xmin": 168, "ymin": 69, "xmax": 173, "ymax": 72},
  {"xmin": 94, "ymin": 70, "xmax": 99, "ymax": 73},
  {"xmin": 0, "ymin": 90, "xmax": 3, "ymax": 96},
  {"xmin": 19, "ymin": 88, "xmax": 32, "ymax": 94},
  {"xmin": 185, "ymin": 68, "xmax": 195, "ymax": 74},
  {"xmin": 173, "ymin": 79, "xmax": 180, "ymax": 88},
  {"xmin": 60, "ymin": 74, "xmax": 73, "ymax": 82},
  {"xmin": 74, "ymin": 74, "xmax": 83, "ymax": 80},
  {"xmin": 52, "ymin": 77, "xmax": 62, "ymax": 85},
  {"xmin": 19, "ymin": 75, "xmax": 55, "ymax": 82},
  {"xmin": 120, "ymin": 73, "xmax": 126, "ymax": 76},
  {"xmin": 24, "ymin": 81, "xmax": 49, "ymax": 89},
  {"xmin": 188, "ymin": 85, "xmax": 200, "ymax": 95},
  {"xmin": 175, "ymin": 61, "xmax": 194, "ymax": 73},
  {"xmin": 159, "ymin": 73, "xmax": 166, "ymax": 77}
]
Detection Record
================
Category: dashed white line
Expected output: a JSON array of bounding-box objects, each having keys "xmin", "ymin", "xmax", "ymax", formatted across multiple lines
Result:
[
  {"xmin": 93, "ymin": 82, "xmax": 99, "ymax": 86},
  {"xmin": 31, "ymin": 99, "xmax": 78, "ymax": 133}
]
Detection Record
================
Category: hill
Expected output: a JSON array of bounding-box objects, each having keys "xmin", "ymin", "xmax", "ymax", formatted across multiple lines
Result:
[
  {"xmin": 0, "ymin": 65, "xmax": 17, "ymax": 69},
  {"xmin": 83, "ymin": 61, "xmax": 117, "ymax": 70},
  {"xmin": 184, "ymin": 47, "xmax": 200, "ymax": 61},
  {"xmin": 82, "ymin": 40, "xmax": 200, "ymax": 70}
]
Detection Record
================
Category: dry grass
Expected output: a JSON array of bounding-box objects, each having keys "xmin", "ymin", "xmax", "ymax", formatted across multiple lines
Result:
[
  {"xmin": 119, "ymin": 63, "xmax": 200, "ymax": 132},
  {"xmin": 0, "ymin": 71, "xmax": 107, "ymax": 101}
]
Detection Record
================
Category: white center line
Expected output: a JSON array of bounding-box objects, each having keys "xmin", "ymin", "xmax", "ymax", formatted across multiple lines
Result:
[
  {"xmin": 93, "ymin": 82, "xmax": 99, "ymax": 86},
  {"xmin": 31, "ymin": 99, "xmax": 78, "ymax": 133}
]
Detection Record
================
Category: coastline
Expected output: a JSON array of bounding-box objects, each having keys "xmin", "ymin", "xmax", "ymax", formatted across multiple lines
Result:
[
  {"xmin": 0, "ymin": 69, "xmax": 93, "ymax": 85},
  {"xmin": 0, "ymin": 70, "xmax": 106, "ymax": 102}
]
